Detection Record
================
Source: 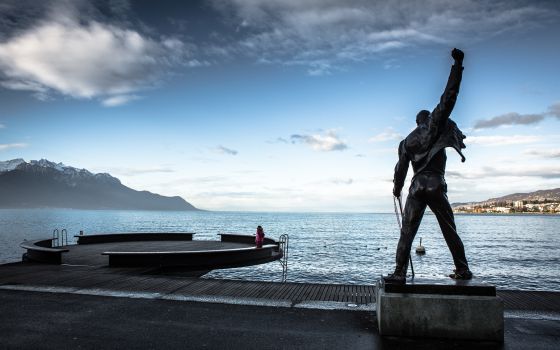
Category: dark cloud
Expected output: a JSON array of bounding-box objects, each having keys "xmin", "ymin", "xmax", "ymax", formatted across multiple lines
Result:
[
  {"xmin": 0, "ymin": 0, "xmax": 133, "ymax": 40},
  {"xmin": 474, "ymin": 112, "xmax": 545, "ymax": 129},
  {"xmin": 524, "ymin": 149, "xmax": 560, "ymax": 159},
  {"xmin": 473, "ymin": 101, "xmax": 560, "ymax": 129},
  {"xmin": 548, "ymin": 102, "xmax": 560, "ymax": 118},
  {"xmin": 210, "ymin": 0, "xmax": 558, "ymax": 74},
  {"xmin": 217, "ymin": 145, "xmax": 238, "ymax": 155},
  {"xmin": 267, "ymin": 137, "xmax": 289, "ymax": 144}
]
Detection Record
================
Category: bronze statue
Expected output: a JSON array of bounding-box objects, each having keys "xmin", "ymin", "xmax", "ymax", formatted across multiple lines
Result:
[{"xmin": 384, "ymin": 48, "xmax": 472, "ymax": 284}]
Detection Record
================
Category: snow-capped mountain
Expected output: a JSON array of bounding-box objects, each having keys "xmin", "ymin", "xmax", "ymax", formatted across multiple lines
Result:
[
  {"xmin": 0, "ymin": 159, "xmax": 198, "ymax": 211},
  {"xmin": 1, "ymin": 158, "xmax": 90, "ymax": 175},
  {"xmin": 6, "ymin": 159, "xmax": 121, "ymax": 186},
  {"xmin": 0, "ymin": 158, "xmax": 25, "ymax": 172}
]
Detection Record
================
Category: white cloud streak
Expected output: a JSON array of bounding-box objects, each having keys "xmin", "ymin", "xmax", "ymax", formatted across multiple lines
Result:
[
  {"xmin": 466, "ymin": 135, "xmax": 541, "ymax": 146},
  {"xmin": 290, "ymin": 130, "xmax": 347, "ymax": 151},
  {"xmin": 101, "ymin": 95, "xmax": 141, "ymax": 107},
  {"xmin": 448, "ymin": 165, "xmax": 560, "ymax": 180},
  {"xmin": 104, "ymin": 166, "xmax": 176, "ymax": 177},
  {"xmin": 368, "ymin": 127, "xmax": 402, "ymax": 143},
  {"xmin": 0, "ymin": 143, "xmax": 28, "ymax": 151},
  {"xmin": 332, "ymin": 178, "xmax": 353, "ymax": 185}
]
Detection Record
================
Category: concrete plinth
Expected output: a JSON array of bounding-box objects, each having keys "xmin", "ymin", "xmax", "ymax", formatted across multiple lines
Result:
[{"xmin": 375, "ymin": 279, "xmax": 504, "ymax": 342}]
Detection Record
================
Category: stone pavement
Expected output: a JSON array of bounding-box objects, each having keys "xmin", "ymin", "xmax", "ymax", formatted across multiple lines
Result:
[{"xmin": 1, "ymin": 289, "xmax": 559, "ymax": 349}]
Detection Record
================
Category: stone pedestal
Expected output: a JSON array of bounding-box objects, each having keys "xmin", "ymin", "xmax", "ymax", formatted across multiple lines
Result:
[{"xmin": 375, "ymin": 278, "xmax": 503, "ymax": 342}]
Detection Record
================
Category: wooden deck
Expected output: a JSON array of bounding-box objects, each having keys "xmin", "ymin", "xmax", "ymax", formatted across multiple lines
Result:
[
  {"xmin": 0, "ymin": 262, "xmax": 369, "ymax": 305},
  {"xmin": 1, "ymin": 262, "xmax": 559, "ymax": 310},
  {"xmin": 22, "ymin": 235, "xmax": 282, "ymax": 270},
  {"xmin": 62, "ymin": 240, "xmax": 258, "ymax": 266}
]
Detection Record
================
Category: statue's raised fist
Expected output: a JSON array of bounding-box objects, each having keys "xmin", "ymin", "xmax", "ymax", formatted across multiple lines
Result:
[{"xmin": 452, "ymin": 48, "xmax": 464, "ymax": 62}]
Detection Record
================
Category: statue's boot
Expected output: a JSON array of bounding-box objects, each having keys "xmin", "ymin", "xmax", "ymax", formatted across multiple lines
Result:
[
  {"xmin": 449, "ymin": 269, "xmax": 473, "ymax": 280},
  {"xmin": 383, "ymin": 261, "xmax": 408, "ymax": 284},
  {"xmin": 383, "ymin": 272, "xmax": 406, "ymax": 284}
]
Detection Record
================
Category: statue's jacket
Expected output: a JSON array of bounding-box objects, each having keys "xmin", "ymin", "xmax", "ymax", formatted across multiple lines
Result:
[{"xmin": 394, "ymin": 64, "xmax": 467, "ymax": 190}]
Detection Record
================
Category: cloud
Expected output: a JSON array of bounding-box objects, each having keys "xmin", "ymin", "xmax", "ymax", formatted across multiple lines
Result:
[
  {"xmin": 483, "ymin": 165, "xmax": 559, "ymax": 179},
  {"xmin": 447, "ymin": 165, "xmax": 560, "ymax": 180},
  {"xmin": 290, "ymin": 130, "xmax": 347, "ymax": 151},
  {"xmin": 473, "ymin": 112, "xmax": 545, "ymax": 129},
  {"xmin": 211, "ymin": 0, "xmax": 556, "ymax": 72},
  {"xmin": 0, "ymin": 124, "xmax": 5, "ymax": 129},
  {"xmin": 524, "ymin": 149, "xmax": 560, "ymax": 158},
  {"xmin": 549, "ymin": 102, "xmax": 560, "ymax": 118},
  {"xmin": 0, "ymin": 3, "xmax": 194, "ymax": 104},
  {"xmin": 101, "ymin": 95, "xmax": 141, "ymax": 107},
  {"xmin": 466, "ymin": 135, "xmax": 541, "ymax": 146},
  {"xmin": 267, "ymin": 137, "xmax": 289, "ymax": 144},
  {"xmin": 332, "ymin": 178, "xmax": 353, "ymax": 185},
  {"xmin": 196, "ymin": 191, "xmax": 259, "ymax": 198},
  {"xmin": 473, "ymin": 102, "xmax": 560, "ymax": 129},
  {"xmin": 0, "ymin": 143, "xmax": 27, "ymax": 151},
  {"xmin": 216, "ymin": 145, "xmax": 238, "ymax": 155},
  {"xmin": 105, "ymin": 166, "xmax": 175, "ymax": 176},
  {"xmin": 368, "ymin": 127, "xmax": 402, "ymax": 143}
]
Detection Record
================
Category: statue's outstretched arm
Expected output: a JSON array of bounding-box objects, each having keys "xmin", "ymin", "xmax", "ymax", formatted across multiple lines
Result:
[{"xmin": 430, "ymin": 48, "xmax": 464, "ymax": 133}]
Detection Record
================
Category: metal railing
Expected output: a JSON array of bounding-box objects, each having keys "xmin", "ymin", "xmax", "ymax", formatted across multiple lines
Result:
[
  {"xmin": 52, "ymin": 228, "xmax": 69, "ymax": 247},
  {"xmin": 278, "ymin": 234, "xmax": 289, "ymax": 282}
]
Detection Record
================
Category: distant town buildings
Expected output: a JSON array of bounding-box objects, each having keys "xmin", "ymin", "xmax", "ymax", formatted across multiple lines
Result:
[{"xmin": 453, "ymin": 199, "xmax": 560, "ymax": 214}]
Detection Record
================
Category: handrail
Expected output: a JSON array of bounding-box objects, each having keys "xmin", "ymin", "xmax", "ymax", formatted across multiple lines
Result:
[
  {"xmin": 278, "ymin": 234, "xmax": 289, "ymax": 282},
  {"xmin": 52, "ymin": 229, "xmax": 59, "ymax": 247},
  {"xmin": 61, "ymin": 229, "xmax": 68, "ymax": 246}
]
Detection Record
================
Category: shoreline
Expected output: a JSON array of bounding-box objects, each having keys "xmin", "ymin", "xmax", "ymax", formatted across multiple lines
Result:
[{"xmin": 454, "ymin": 212, "xmax": 560, "ymax": 216}]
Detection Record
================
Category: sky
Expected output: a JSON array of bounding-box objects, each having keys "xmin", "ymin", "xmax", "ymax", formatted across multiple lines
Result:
[{"xmin": 1, "ymin": 0, "xmax": 560, "ymax": 212}]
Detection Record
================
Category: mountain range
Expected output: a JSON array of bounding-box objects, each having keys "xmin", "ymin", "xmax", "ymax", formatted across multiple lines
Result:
[
  {"xmin": 452, "ymin": 188, "xmax": 560, "ymax": 208},
  {"xmin": 0, "ymin": 159, "xmax": 198, "ymax": 211}
]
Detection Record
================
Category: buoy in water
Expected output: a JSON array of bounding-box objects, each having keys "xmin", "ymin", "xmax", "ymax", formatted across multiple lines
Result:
[{"xmin": 416, "ymin": 237, "xmax": 426, "ymax": 255}]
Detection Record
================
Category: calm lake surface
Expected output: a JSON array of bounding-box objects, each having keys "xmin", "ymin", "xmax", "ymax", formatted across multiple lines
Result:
[{"xmin": 0, "ymin": 209, "xmax": 558, "ymax": 291}]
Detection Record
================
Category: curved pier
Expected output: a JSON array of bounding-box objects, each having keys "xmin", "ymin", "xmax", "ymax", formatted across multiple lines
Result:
[{"xmin": 21, "ymin": 233, "xmax": 283, "ymax": 272}]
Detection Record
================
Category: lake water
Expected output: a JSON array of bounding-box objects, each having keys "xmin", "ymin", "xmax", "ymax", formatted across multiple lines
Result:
[{"xmin": 0, "ymin": 209, "xmax": 558, "ymax": 291}]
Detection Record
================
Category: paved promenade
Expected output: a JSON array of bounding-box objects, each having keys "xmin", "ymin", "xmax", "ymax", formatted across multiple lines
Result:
[
  {"xmin": 1, "ymin": 261, "xmax": 559, "ymax": 349},
  {"xmin": 1, "ymin": 289, "xmax": 559, "ymax": 349}
]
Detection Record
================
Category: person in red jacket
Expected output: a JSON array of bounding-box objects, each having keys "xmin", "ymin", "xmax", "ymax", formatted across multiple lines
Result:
[{"xmin": 255, "ymin": 225, "xmax": 265, "ymax": 248}]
